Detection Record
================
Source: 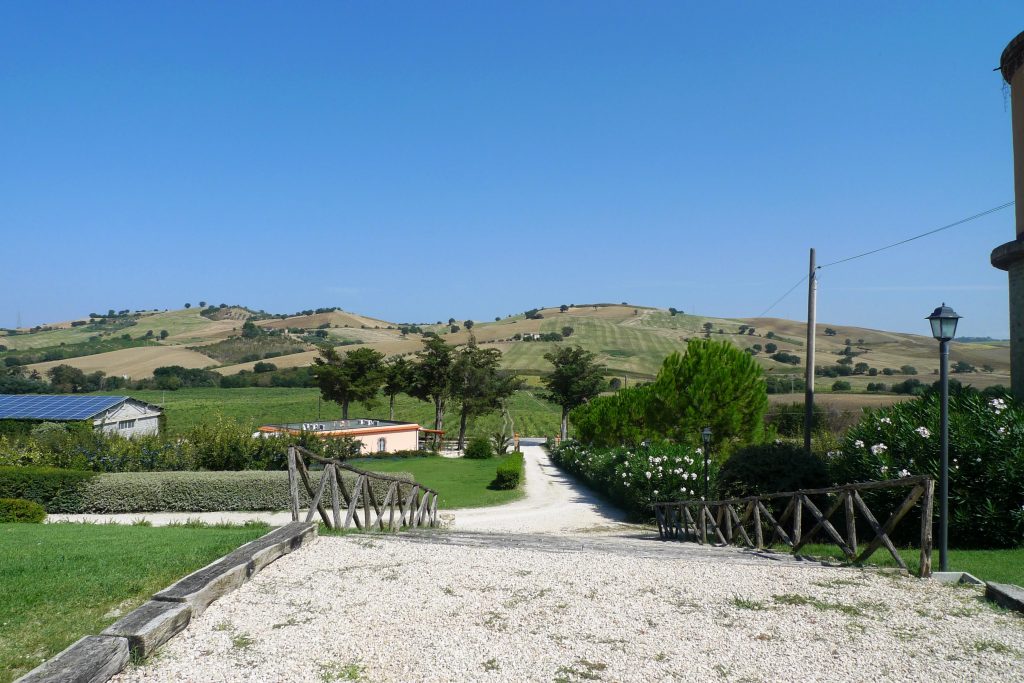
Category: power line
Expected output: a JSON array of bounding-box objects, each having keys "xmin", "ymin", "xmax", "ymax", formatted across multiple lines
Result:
[
  {"xmin": 818, "ymin": 201, "xmax": 1015, "ymax": 269},
  {"xmin": 757, "ymin": 274, "xmax": 807, "ymax": 318}
]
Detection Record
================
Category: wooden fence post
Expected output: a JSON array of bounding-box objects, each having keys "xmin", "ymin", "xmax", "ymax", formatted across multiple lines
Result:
[
  {"xmin": 287, "ymin": 446, "xmax": 299, "ymax": 522},
  {"xmin": 919, "ymin": 478, "xmax": 935, "ymax": 578}
]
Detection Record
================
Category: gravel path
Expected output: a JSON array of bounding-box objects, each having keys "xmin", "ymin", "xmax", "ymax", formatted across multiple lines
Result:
[
  {"xmin": 114, "ymin": 532, "xmax": 1023, "ymax": 683},
  {"xmin": 442, "ymin": 440, "xmax": 631, "ymax": 534}
]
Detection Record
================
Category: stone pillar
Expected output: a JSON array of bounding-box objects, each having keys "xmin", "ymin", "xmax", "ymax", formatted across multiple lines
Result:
[{"xmin": 993, "ymin": 31, "xmax": 1024, "ymax": 402}]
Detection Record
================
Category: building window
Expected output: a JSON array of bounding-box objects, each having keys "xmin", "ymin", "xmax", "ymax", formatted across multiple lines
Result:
[
  {"xmin": 377, "ymin": 437, "xmax": 386, "ymax": 452},
  {"xmin": 118, "ymin": 419, "xmax": 136, "ymax": 430}
]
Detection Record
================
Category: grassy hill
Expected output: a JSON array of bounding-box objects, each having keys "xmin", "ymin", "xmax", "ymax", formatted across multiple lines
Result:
[{"xmin": 7, "ymin": 303, "xmax": 1011, "ymax": 392}]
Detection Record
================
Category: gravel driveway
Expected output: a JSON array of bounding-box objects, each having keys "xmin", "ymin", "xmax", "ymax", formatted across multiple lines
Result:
[{"xmin": 114, "ymin": 533, "xmax": 1023, "ymax": 682}]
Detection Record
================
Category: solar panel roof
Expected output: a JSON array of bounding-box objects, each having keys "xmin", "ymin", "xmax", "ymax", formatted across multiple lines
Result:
[{"xmin": 0, "ymin": 395, "xmax": 128, "ymax": 421}]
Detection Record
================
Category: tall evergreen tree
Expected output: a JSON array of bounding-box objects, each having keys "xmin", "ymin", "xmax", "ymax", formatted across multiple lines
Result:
[
  {"xmin": 408, "ymin": 336, "xmax": 457, "ymax": 431},
  {"xmin": 541, "ymin": 346, "xmax": 606, "ymax": 440},
  {"xmin": 311, "ymin": 346, "xmax": 386, "ymax": 419}
]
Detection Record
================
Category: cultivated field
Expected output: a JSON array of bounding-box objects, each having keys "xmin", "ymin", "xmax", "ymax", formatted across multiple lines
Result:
[
  {"xmin": 28, "ymin": 346, "xmax": 218, "ymax": 380},
  {"xmin": 9, "ymin": 304, "xmax": 1011, "ymax": 388}
]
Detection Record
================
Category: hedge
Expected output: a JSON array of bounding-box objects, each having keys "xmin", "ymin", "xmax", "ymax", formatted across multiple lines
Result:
[
  {"xmin": 0, "ymin": 467, "xmax": 414, "ymax": 514},
  {"xmin": 491, "ymin": 452, "xmax": 524, "ymax": 490},
  {"xmin": 0, "ymin": 466, "xmax": 98, "ymax": 513}
]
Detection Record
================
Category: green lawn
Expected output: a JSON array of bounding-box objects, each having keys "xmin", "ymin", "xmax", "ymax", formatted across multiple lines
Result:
[
  {"xmin": 117, "ymin": 387, "xmax": 561, "ymax": 439},
  {"xmin": 0, "ymin": 523, "xmax": 267, "ymax": 683},
  {"xmin": 349, "ymin": 454, "xmax": 525, "ymax": 509},
  {"xmin": 781, "ymin": 543, "xmax": 1024, "ymax": 585}
]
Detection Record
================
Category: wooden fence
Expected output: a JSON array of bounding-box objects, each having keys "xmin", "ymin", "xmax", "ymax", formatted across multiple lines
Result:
[
  {"xmin": 653, "ymin": 475, "xmax": 935, "ymax": 577},
  {"xmin": 287, "ymin": 445, "xmax": 440, "ymax": 531}
]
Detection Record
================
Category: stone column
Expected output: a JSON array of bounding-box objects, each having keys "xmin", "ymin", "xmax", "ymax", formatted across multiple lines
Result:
[{"xmin": 993, "ymin": 31, "xmax": 1024, "ymax": 402}]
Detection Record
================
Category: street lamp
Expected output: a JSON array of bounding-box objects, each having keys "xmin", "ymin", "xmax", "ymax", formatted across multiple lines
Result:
[
  {"xmin": 926, "ymin": 303, "xmax": 961, "ymax": 572},
  {"xmin": 701, "ymin": 427, "xmax": 712, "ymax": 501}
]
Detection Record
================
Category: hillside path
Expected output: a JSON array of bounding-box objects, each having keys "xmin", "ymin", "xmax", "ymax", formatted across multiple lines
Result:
[{"xmin": 443, "ymin": 438, "xmax": 631, "ymax": 534}]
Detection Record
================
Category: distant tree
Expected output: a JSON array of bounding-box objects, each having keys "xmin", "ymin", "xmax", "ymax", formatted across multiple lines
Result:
[
  {"xmin": 159, "ymin": 330, "xmax": 169, "ymax": 340},
  {"xmin": 857, "ymin": 338, "xmax": 865, "ymax": 345},
  {"xmin": 771, "ymin": 351, "xmax": 801, "ymax": 365},
  {"xmin": 668, "ymin": 307, "xmax": 678, "ymax": 316},
  {"xmin": 832, "ymin": 380, "xmax": 852, "ymax": 391},
  {"xmin": 561, "ymin": 326, "xmax": 574, "ymax": 338},
  {"xmin": 199, "ymin": 301, "xmax": 207, "ymax": 307},
  {"xmin": 866, "ymin": 382, "xmax": 887, "ymax": 392},
  {"xmin": 253, "ymin": 361, "xmax": 277, "ymax": 373},
  {"xmin": 738, "ymin": 325, "xmax": 748, "ymax": 335},
  {"xmin": 143, "ymin": 330, "xmax": 154, "ymax": 339},
  {"xmin": 747, "ymin": 328, "xmax": 755, "ymax": 335},
  {"xmin": 241, "ymin": 321, "xmax": 260, "ymax": 339},
  {"xmin": 952, "ymin": 360, "xmax": 976, "ymax": 374},
  {"xmin": 464, "ymin": 320, "xmax": 474, "ymax": 330},
  {"xmin": 702, "ymin": 322, "xmax": 713, "ymax": 334},
  {"xmin": 824, "ymin": 328, "xmax": 837, "ymax": 336},
  {"xmin": 752, "ymin": 344, "xmax": 763, "ymax": 353},
  {"xmin": 448, "ymin": 318, "xmax": 456, "ymax": 326},
  {"xmin": 541, "ymin": 346, "xmax": 606, "ymax": 440},
  {"xmin": 608, "ymin": 377, "xmax": 622, "ymax": 391},
  {"xmin": 882, "ymin": 368, "xmax": 895, "ymax": 376},
  {"xmin": 382, "ymin": 356, "xmax": 413, "ymax": 420},
  {"xmin": 764, "ymin": 342, "xmax": 778, "ymax": 354},
  {"xmin": 311, "ymin": 346, "xmax": 386, "ymax": 419},
  {"xmin": 184, "ymin": 303, "xmax": 191, "ymax": 309},
  {"xmin": 868, "ymin": 367, "xmax": 878, "ymax": 376},
  {"xmin": 47, "ymin": 364, "xmax": 98, "ymax": 393},
  {"xmin": 766, "ymin": 331, "xmax": 776, "ymax": 339},
  {"xmin": 495, "ymin": 317, "xmax": 501, "ymax": 322},
  {"xmin": 560, "ymin": 305, "xmax": 569, "ymax": 312},
  {"xmin": 408, "ymin": 336, "xmax": 458, "ymax": 431},
  {"xmin": 900, "ymin": 365, "xmax": 918, "ymax": 375},
  {"xmin": 449, "ymin": 325, "xmax": 460, "ymax": 334},
  {"xmin": 853, "ymin": 362, "xmax": 870, "ymax": 375}
]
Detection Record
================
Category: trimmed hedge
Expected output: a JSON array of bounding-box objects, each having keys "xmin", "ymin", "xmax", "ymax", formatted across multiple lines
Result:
[
  {"xmin": 464, "ymin": 438, "xmax": 493, "ymax": 460},
  {"xmin": 0, "ymin": 466, "xmax": 98, "ymax": 513},
  {"xmin": 491, "ymin": 452, "xmax": 524, "ymax": 490},
  {"xmin": 0, "ymin": 467, "xmax": 414, "ymax": 513},
  {"xmin": 0, "ymin": 498, "xmax": 46, "ymax": 523}
]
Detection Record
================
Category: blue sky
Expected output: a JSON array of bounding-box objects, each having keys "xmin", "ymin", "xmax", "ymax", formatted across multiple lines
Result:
[{"xmin": 2, "ymin": 2, "xmax": 1022, "ymax": 337}]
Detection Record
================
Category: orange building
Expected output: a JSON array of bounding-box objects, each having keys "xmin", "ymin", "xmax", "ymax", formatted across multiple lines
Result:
[{"xmin": 257, "ymin": 418, "xmax": 443, "ymax": 454}]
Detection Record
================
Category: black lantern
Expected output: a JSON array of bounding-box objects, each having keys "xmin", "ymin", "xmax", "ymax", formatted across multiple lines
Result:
[
  {"xmin": 927, "ymin": 303, "xmax": 960, "ymax": 573},
  {"xmin": 927, "ymin": 303, "xmax": 961, "ymax": 342}
]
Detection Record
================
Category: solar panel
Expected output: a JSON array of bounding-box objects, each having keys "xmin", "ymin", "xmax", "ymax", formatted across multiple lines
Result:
[{"xmin": 0, "ymin": 395, "xmax": 128, "ymax": 421}]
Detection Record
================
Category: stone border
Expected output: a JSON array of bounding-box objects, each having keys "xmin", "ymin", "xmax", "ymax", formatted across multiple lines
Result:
[
  {"xmin": 16, "ymin": 521, "xmax": 317, "ymax": 683},
  {"xmin": 985, "ymin": 582, "xmax": 1024, "ymax": 613}
]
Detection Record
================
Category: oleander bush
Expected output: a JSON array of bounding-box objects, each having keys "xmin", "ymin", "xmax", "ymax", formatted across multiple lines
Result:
[
  {"xmin": 828, "ymin": 390, "xmax": 1024, "ymax": 548},
  {"xmin": 491, "ymin": 452, "xmax": 524, "ymax": 490},
  {"xmin": 549, "ymin": 441, "xmax": 707, "ymax": 519},
  {"xmin": 0, "ymin": 497, "xmax": 46, "ymax": 523},
  {"xmin": 0, "ymin": 466, "xmax": 98, "ymax": 512}
]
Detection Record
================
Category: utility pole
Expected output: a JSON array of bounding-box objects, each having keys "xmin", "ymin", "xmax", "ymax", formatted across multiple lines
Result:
[{"xmin": 804, "ymin": 248, "xmax": 817, "ymax": 455}]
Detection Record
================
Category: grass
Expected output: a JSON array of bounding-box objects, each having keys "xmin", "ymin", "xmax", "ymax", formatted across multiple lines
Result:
[
  {"xmin": 781, "ymin": 543, "xmax": 1024, "ymax": 585},
  {"xmin": 0, "ymin": 522, "xmax": 267, "ymax": 683},
  {"xmin": 114, "ymin": 387, "xmax": 562, "ymax": 438},
  {"xmin": 348, "ymin": 454, "xmax": 526, "ymax": 508}
]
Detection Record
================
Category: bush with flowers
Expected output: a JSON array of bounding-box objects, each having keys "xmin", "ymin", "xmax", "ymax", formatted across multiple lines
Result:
[
  {"xmin": 829, "ymin": 390, "xmax": 1023, "ymax": 548},
  {"xmin": 549, "ymin": 440, "xmax": 710, "ymax": 518}
]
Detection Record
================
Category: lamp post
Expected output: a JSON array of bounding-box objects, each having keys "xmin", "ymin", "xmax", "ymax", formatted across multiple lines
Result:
[
  {"xmin": 926, "ymin": 303, "xmax": 961, "ymax": 572},
  {"xmin": 701, "ymin": 427, "xmax": 712, "ymax": 501}
]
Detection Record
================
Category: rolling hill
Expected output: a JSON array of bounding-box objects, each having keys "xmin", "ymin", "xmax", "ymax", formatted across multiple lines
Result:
[{"xmin": 2, "ymin": 303, "xmax": 1011, "ymax": 392}]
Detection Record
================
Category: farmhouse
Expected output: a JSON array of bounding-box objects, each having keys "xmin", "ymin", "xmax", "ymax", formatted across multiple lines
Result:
[
  {"xmin": 0, "ymin": 394, "xmax": 163, "ymax": 436},
  {"xmin": 256, "ymin": 418, "xmax": 441, "ymax": 454}
]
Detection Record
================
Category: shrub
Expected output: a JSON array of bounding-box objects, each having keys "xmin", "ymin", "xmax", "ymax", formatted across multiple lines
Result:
[
  {"xmin": 491, "ymin": 452, "xmax": 524, "ymax": 490},
  {"xmin": 832, "ymin": 380, "xmax": 852, "ymax": 391},
  {"xmin": 0, "ymin": 466, "xmax": 98, "ymax": 512},
  {"xmin": 0, "ymin": 497, "xmax": 46, "ymax": 523},
  {"xmin": 716, "ymin": 443, "xmax": 829, "ymax": 499},
  {"xmin": 829, "ymin": 391, "xmax": 1024, "ymax": 548},
  {"xmin": 464, "ymin": 438, "xmax": 493, "ymax": 459}
]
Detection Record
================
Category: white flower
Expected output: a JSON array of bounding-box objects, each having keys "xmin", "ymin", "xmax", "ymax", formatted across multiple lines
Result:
[
  {"xmin": 689, "ymin": 489, "xmax": 695, "ymax": 496},
  {"xmin": 880, "ymin": 465, "xmax": 889, "ymax": 474},
  {"xmin": 653, "ymin": 490, "xmax": 659, "ymax": 496},
  {"xmin": 690, "ymin": 472, "xmax": 698, "ymax": 480},
  {"xmin": 998, "ymin": 426, "xmax": 1007, "ymax": 436},
  {"xmin": 871, "ymin": 443, "xmax": 887, "ymax": 455},
  {"xmin": 645, "ymin": 471, "xmax": 652, "ymax": 479},
  {"xmin": 621, "ymin": 472, "xmax": 628, "ymax": 478},
  {"xmin": 914, "ymin": 426, "xmax": 931, "ymax": 438},
  {"xmin": 976, "ymin": 457, "xmax": 982, "ymax": 463},
  {"xmin": 695, "ymin": 448, "xmax": 703, "ymax": 456},
  {"xmin": 989, "ymin": 398, "xmax": 1007, "ymax": 414},
  {"xmin": 898, "ymin": 469, "xmax": 910, "ymax": 478},
  {"xmin": 624, "ymin": 482, "xmax": 630, "ymax": 487},
  {"xmin": 854, "ymin": 440, "xmax": 865, "ymax": 448},
  {"xmin": 880, "ymin": 417, "xmax": 892, "ymax": 425}
]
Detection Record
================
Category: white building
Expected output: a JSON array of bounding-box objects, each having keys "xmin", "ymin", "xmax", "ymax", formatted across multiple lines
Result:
[{"xmin": 0, "ymin": 394, "xmax": 163, "ymax": 437}]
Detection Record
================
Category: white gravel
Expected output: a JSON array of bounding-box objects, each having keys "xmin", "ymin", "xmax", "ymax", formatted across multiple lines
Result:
[{"xmin": 114, "ymin": 533, "xmax": 1024, "ymax": 683}]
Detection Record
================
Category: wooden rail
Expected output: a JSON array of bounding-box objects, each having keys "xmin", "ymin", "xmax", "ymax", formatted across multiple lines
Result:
[
  {"xmin": 287, "ymin": 445, "xmax": 440, "ymax": 531},
  {"xmin": 653, "ymin": 476, "xmax": 935, "ymax": 577}
]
